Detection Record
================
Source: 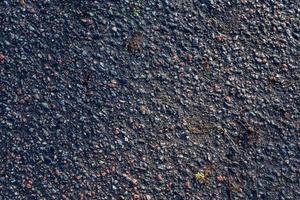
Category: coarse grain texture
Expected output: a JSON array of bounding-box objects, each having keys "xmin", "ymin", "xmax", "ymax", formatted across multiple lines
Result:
[{"xmin": 0, "ymin": 0, "xmax": 299, "ymax": 199}]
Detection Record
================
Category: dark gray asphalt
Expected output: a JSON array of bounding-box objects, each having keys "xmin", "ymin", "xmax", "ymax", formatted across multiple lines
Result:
[{"xmin": 0, "ymin": 0, "xmax": 299, "ymax": 199}]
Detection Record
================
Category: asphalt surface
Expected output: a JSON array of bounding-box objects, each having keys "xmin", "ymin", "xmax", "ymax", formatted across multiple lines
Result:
[{"xmin": 0, "ymin": 0, "xmax": 299, "ymax": 199}]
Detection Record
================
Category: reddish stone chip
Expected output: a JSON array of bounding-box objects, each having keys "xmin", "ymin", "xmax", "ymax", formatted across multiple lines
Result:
[{"xmin": 0, "ymin": 54, "xmax": 5, "ymax": 63}]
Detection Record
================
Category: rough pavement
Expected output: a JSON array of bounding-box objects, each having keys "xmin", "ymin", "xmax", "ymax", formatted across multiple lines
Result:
[{"xmin": 0, "ymin": 0, "xmax": 299, "ymax": 199}]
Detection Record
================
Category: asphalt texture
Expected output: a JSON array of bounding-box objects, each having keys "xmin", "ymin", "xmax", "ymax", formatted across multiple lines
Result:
[{"xmin": 0, "ymin": 0, "xmax": 299, "ymax": 199}]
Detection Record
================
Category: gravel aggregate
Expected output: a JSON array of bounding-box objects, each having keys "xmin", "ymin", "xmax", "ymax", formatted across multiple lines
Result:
[{"xmin": 0, "ymin": 0, "xmax": 299, "ymax": 199}]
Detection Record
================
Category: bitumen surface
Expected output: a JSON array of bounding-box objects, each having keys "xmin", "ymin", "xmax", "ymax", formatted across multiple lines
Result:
[{"xmin": 0, "ymin": 0, "xmax": 299, "ymax": 199}]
